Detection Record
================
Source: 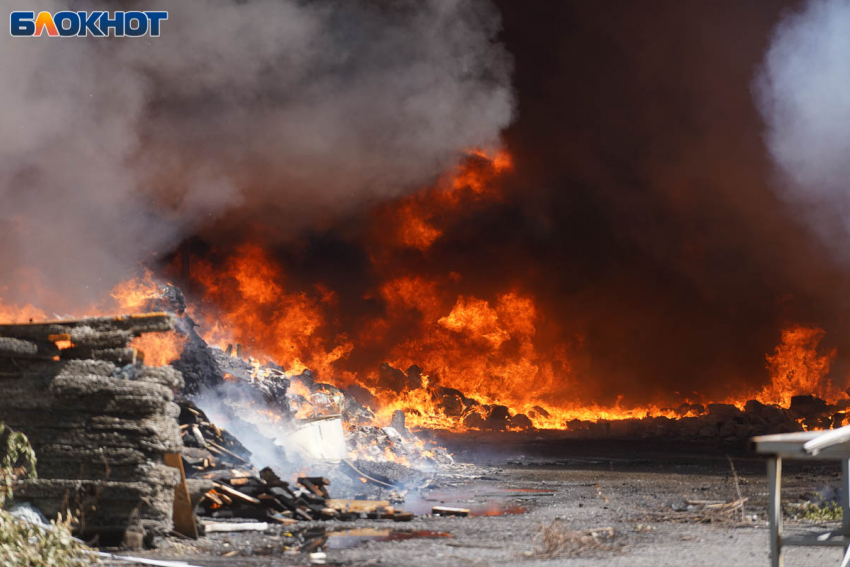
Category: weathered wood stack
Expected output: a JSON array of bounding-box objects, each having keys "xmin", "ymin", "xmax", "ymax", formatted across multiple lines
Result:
[{"xmin": 0, "ymin": 313, "xmax": 184, "ymax": 545}]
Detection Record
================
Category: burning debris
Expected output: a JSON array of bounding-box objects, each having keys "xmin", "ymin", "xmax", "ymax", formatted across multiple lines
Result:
[
  {"xmin": 0, "ymin": 309, "xmax": 453, "ymax": 551},
  {"xmin": 0, "ymin": 263, "xmax": 848, "ymax": 560}
]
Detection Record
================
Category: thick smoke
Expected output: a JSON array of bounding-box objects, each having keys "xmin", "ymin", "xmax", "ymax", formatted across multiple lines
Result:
[
  {"xmin": 0, "ymin": 0, "xmax": 513, "ymax": 310},
  {"xmin": 755, "ymin": 0, "xmax": 850, "ymax": 255}
]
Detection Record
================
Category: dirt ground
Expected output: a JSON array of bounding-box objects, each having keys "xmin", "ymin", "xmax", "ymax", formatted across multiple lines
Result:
[{"xmin": 113, "ymin": 433, "xmax": 848, "ymax": 567}]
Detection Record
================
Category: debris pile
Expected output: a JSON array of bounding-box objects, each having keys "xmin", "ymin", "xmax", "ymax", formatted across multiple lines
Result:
[
  {"xmin": 176, "ymin": 400, "xmax": 414, "ymax": 527},
  {"xmin": 0, "ymin": 314, "xmax": 184, "ymax": 545},
  {"xmin": 183, "ymin": 337, "xmax": 451, "ymax": 467}
]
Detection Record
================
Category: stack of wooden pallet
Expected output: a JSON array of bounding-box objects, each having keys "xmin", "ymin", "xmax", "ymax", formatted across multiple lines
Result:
[{"xmin": 0, "ymin": 313, "xmax": 184, "ymax": 546}]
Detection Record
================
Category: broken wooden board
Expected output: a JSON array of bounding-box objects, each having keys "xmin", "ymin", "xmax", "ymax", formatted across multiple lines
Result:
[
  {"xmin": 164, "ymin": 453, "xmax": 199, "ymax": 540},
  {"xmin": 212, "ymin": 482, "xmax": 260, "ymax": 505},
  {"xmin": 325, "ymin": 499, "xmax": 392, "ymax": 513}
]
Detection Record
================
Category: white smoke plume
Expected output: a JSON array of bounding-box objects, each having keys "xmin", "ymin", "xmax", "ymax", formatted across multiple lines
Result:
[
  {"xmin": 0, "ymin": 0, "xmax": 514, "ymax": 310},
  {"xmin": 755, "ymin": 0, "xmax": 850, "ymax": 255}
]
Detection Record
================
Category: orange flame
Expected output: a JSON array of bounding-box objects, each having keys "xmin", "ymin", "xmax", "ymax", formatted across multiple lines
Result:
[
  {"xmin": 131, "ymin": 331, "xmax": 187, "ymax": 366},
  {"xmin": 757, "ymin": 325, "xmax": 837, "ymax": 407},
  {"xmin": 1, "ymin": 149, "xmax": 847, "ymax": 433}
]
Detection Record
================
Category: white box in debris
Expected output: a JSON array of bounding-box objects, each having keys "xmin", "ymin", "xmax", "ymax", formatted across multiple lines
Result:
[{"xmin": 278, "ymin": 414, "xmax": 348, "ymax": 463}]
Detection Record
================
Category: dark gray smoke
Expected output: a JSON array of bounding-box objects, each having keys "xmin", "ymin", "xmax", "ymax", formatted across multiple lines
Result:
[
  {"xmin": 0, "ymin": 0, "xmax": 514, "ymax": 310},
  {"xmin": 755, "ymin": 0, "xmax": 850, "ymax": 256}
]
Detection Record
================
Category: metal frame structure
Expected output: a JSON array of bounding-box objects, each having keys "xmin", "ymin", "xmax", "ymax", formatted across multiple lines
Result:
[{"xmin": 751, "ymin": 431, "xmax": 850, "ymax": 567}]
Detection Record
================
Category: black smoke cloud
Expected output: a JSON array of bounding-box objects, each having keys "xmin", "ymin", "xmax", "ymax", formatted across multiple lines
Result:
[
  {"xmin": 0, "ymin": 0, "xmax": 513, "ymax": 309},
  {"xmin": 214, "ymin": 0, "xmax": 850, "ymax": 406},
  {"xmin": 469, "ymin": 0, "xmax": 850, "ymax": 403}
]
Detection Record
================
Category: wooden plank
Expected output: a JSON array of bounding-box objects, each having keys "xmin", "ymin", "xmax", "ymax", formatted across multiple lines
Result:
[
  {"xmin": 260, "ymin": 467, "xmax": 289, "ymax": 488},
  {"xmin": 0, "ymin": 313, "xmax": 174, "ymax": 340},
  {"xmin": 206, "ymin": 442, "xmax": 248, "ymax": 464},
  {"xmin": 392, "ymin": 512, "xmax": 414, "ymax": 522},
  {"xmin": 433, "ymin": 506, "xmax": 470, "ymax": 517},
  {"xmin": 299, "ymin": 477, "xmax": 331, "ymax": 486},
  {"xmin": 0, "ymin": 337, "xmax": 59, "ymax": 359},
  {"xmin": 204, "ymin": 522, "xmax": 268, "ymax": 533},
  {"xmin": 297, "ymin": 477, "xmax": 329, "ymax": 498},
  {"xmin": 768, "ymin": 457, "xmax": 783, "ymax": 567},
  {"xmin": 60, "ymin": 346, "xmax": 139, "ymax": 365},
  {"xmin": 340, "ymin": 459, "xmax": 395, "ymax": 489},
  {"xmin": 803, "ymin": 425, "xmax": 850, "ymax": 455},
  {"xmin": 163, "ymin": 453, "xmax": 199, "ymax": 539},
  {"xmin": 213, "ymin": 482, "xmax": 260, "ymax": 505},
  {"xmin": 325, "ymin": 499, "xmax": 392, "ymax": 513},
  {"xmin": 200, "ymin": 491, "xmax": 223, "ymax": 507}
]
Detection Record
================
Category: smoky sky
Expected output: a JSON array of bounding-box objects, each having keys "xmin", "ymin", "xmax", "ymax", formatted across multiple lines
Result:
[{"xmin": 0, "ymin": 0, "xmax": 513, "ymax": 309}]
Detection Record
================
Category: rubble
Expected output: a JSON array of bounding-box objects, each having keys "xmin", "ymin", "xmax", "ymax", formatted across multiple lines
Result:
[{"xmin": 173, "ymin": 400, "xmax": 415, "ymax": 527}]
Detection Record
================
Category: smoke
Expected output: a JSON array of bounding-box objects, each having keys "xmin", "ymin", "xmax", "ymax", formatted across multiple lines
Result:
[
  {"xmin": 755, "ymin": 0, "xmax": 850, "ymax": 255},
  {"xmin": 0, "ymin": 0, "xmax": 514, "ymax": 310},
  {"xmin": 192, "ymin": 382, "xmax": 293, "ymax": 472}
]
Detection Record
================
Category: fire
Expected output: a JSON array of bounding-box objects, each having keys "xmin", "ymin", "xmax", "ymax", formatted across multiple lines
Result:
[
  {"xmin": 0, "ymin": 300, "xmax": 45, "ymax": 323},
  {"xmin": 757, "ymin": 325, "xmax": 838, "ymax": 407},
  {"xmin": 110, "ymin": 270, "xmax": 161, "ymax": 311},
  {"xmin": 0, "ymin": 268, "xmax": 185, "ymax": 365},
  {"xmin": 190, "ymin": 243, "xmax": 353, "ymax": 381},
  {"xmin": 131, "ymin": 332, "xmax": 187, "ymax": 367},
  {"xmin": 2, "ymin": 148, "xmax": 848, "ymax": 434},
  {"xmin": 160, "ymin": 150, "xmax": 850, "ymax": 431},
  {"xmin": 371, "ymin": 148, "xmax": 512, "ymax": 252}
]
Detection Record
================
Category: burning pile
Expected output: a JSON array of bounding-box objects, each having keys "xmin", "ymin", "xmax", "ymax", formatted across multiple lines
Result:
[
  {"xmin": 1, "ymin": 151, "xmax": 849, "ymax": 446},
  {"xmin": 177, "ymin": 400, "xmax": 411, "ymax": 526}
]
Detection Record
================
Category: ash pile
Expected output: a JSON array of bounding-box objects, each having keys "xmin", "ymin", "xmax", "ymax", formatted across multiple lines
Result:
[{"xmin": 0, "ymin": 313, "xmax": 184, "ymax": 546}]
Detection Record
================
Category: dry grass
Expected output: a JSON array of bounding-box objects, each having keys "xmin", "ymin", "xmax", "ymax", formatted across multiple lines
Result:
[{"xmin": 532, "ymin": 520, "xmax": 617, "ymax": 558}]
